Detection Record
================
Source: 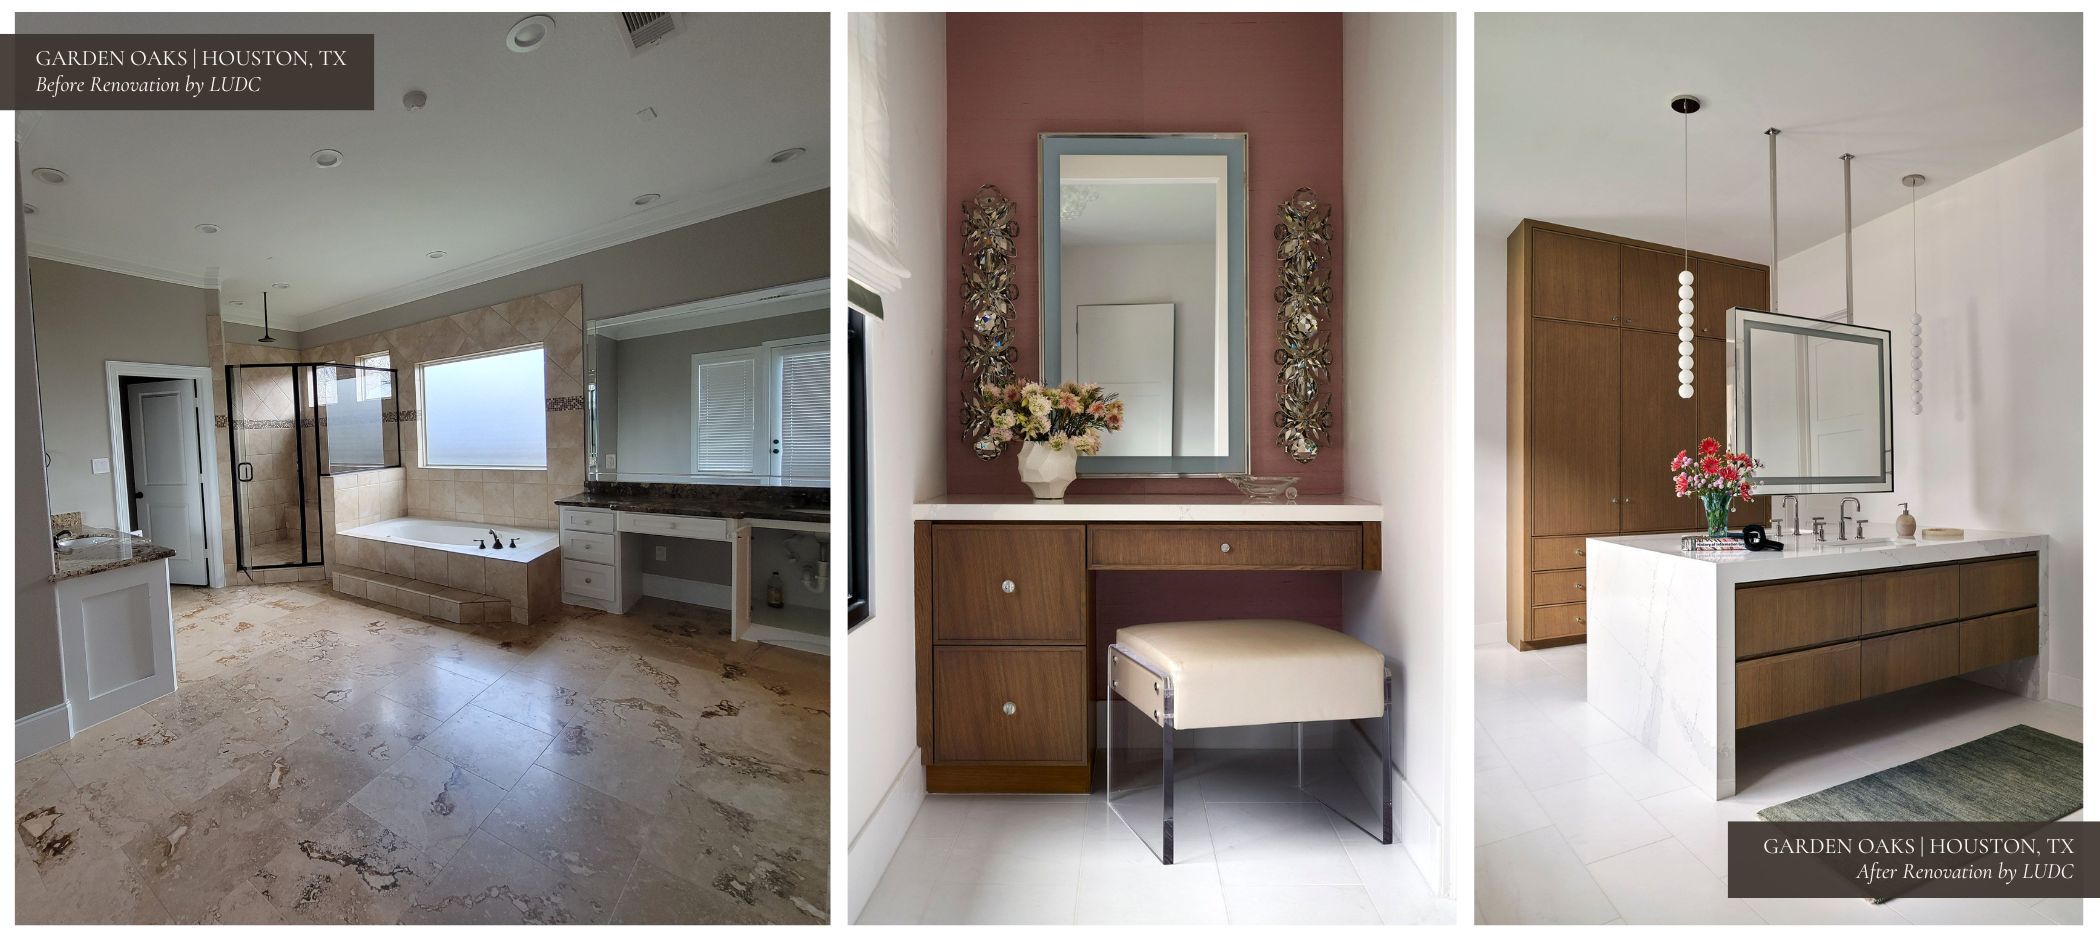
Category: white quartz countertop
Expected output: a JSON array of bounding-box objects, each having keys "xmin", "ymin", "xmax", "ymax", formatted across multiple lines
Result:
[
  {"xmin": 1589, "ymin": 529, "xmax": 2044, "ymax": 583},
  {"xmin": 913, "ymin": 494, "xmax": 1383, "ymax": 522}
]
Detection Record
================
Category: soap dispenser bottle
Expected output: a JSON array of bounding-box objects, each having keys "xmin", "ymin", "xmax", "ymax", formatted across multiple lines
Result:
[
  {"xmin": 765, "ymin": 571, "xmax": 786, "ymax": 609},
  {"xmin": 1896, "ymin": 503, "xmax": 1917, "ymax": 538}
]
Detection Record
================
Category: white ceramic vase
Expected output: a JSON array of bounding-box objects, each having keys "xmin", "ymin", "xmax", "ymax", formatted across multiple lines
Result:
[{"xmin": 1016, "ymin": 440, "xmax": 1078, "ymax": 499}]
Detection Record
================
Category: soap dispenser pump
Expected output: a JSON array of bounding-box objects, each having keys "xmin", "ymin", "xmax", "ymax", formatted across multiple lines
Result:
[{"xmin": 1896, "ymin": 503, "xmax": 1917, "ymax": 538}]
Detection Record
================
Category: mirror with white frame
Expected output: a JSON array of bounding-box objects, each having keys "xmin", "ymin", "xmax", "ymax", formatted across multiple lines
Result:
[
  {"xmin": 586, "ymin": 279, "xmax": 829, "ymax": 486},
  {"xmin": 1040, "ymin": 133, "xmax": 1248, "ymax": 476},
  {"xmin": 1728, "ymin": 307, "xmax": 1894, "ymax": 494}
]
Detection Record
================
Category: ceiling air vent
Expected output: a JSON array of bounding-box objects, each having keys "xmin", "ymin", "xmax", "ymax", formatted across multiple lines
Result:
[{"xmin": 618, "ymin": 13, "xmax": 682, "ymax": 54}]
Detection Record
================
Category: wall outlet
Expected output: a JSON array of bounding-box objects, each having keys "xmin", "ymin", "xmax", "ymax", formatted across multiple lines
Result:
[
  {"xmin": 654, "ymin": 545, "xmax": 667, "ymax": 561},
  {"xmin": 91, "ymin": 458, "xmax": 110, "ymax": 474}
]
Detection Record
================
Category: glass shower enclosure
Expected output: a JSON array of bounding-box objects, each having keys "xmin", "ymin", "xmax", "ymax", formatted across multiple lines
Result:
[{"xmin": 225, "ymin": 362, "xmax": 401, "ymax": 572}]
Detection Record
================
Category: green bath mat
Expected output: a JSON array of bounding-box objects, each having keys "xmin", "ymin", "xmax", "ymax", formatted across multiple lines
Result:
[{"xmin": 1757, "ymin": 724, "xmax": 2083, "ymax": 823}]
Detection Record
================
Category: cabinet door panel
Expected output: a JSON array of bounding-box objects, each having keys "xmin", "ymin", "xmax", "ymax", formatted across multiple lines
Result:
[
  {"xmin": 1737, "ymin": 642, "xmax": 1861, "ymax": 728},
  {"xmin": 1531, "ymin": 229, "xmax": 1620, "ymax": 325},
  {"xmin": 1619, "ymin": 329, "xmax": 1704, "ymax": 532},
  {"xmin": 1529, "ymin": 320, "xmax": 1621, "ymax": 536},
  {"xmin": 931, "ymin": 525, "xmax": 1088, "ymax": 642},
  {"xmin": 1691, "ymin": 258, "xmax": 1766, "ymax": 338},
  {"xmin": 933, "ymin": 646, "xmax": 1088, "ymax": 764}
]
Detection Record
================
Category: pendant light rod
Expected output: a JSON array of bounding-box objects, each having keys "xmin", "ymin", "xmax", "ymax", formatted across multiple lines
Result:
[
  {"xmin": 1766, "ymin": 128, "xmax": 1780, "ymax": 310},
  {"xmin": 258, "ymin": 291, "xmax": 277, "ymax": 343},
  {"xmin": 1841, "ymin": 153, "xmax": 1854, "ymax": 322}
]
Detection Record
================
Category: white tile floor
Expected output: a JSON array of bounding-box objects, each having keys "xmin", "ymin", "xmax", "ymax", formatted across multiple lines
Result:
[
  {"xmin": 1475, "ymin": 640, "xmax": 2085, "ymax": 926},
  {"xmin": 858, "ymin": 750, "xmax": 1455, "ymax": 925}
]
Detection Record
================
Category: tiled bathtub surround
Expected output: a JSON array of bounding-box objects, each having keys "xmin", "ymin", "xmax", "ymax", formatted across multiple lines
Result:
[
  {"xmin": 333, "ymin": 530, "xmax": 559, "ymax": 625},
  {"xmin": 321, "ymin": 468, "xmax": 407, "ymax": 542}
]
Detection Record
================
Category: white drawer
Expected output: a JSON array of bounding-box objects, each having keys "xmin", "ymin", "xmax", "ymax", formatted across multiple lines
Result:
[
  {"xmin": 562, "ymin": 531, "xmax": 616, "ymax": 564},
  {"xmin": 616, "ymin": 511, "xmax": 728, "ymax": 541},
  {"xmin": 560, "ymin": 507, "xmax": 614, "ymax": 533},
  {"xmin": 562, "ymin": 560, "xmax": 615, "ymax": 601}
]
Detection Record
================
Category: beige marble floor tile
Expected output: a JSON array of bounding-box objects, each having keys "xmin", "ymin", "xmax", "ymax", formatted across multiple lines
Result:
[
  {"xmin": 309, "ymin": 693, "xmax": 441, "ymax": 770},
  {"xmin": 347, "ymin": 748, "xmax": 505, "ymax": 864},
  {"xmin": 401, "ymin": 829, "xmax": 618, "ymax": 925},
  {"xmin": 16, "ymin": 843, "xmax": 174, "ymax": 925},
  {"xmin": 194, "ymin": 879, "xmax": 288, "ymax": 924},
  {"xmin": 250, "ymin": 803, "xmax": 442, "ymax": 925},
  {"xmin": 379, "ymin": 663, "xmax": 493, "ymax": 722},
  {"xmin": 419, "ymin": 706, "xmax": 553, "ymax": 790},
  {"xmin": 123, "ymin": 760, "xmax": 298, "ymax": 924},
  {"xmin": 479, "ymin": 765, "xmax": 649, "ymax": 906},
  {"xmin": 423, "ymin": 635, "xmax": 527, "ymax": 684},
  {"xmin": 470, "ymin": 672, "xmax": 593, "ymax": 736},
  {"xmin": 505, "ymin": 631, "xmax": 633, "ymax": 691},
  {"xmin": 615, "ymin": 858, "xmax": 820, "ymax": 924},
  {"xmin": 535, "ymin": 717, "xmax": 687, "ymax": 815},
  {"xmin": 638, "ymin": 749, "xmax": 829, "ymax": 923}
]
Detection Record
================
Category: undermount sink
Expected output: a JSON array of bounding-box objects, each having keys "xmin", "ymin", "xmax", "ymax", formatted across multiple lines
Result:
[
  {"xmin": 1814, "ymin": 536, "xmax": 1903, "ymax": 550},
  {"xmin": 54, "ymin": 536, "xmax": 112, "ymax": 550}
]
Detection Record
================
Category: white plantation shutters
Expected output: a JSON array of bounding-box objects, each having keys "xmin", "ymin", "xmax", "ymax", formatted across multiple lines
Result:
[
  {"xmin": 694, "ymin": 352, "xmax": 761, "ymax": 476},
  {"xmin": 774, "ymin": 340, "xmax": 830, "ymax": 483}
]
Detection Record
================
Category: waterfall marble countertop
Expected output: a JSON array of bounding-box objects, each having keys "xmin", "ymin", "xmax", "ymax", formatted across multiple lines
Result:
[
  {"xmin": 1589, "ymin": 528, "xmax": 2046, "ymax": 583},
  {"xmin": 49, "ymin": 526, "xmax": 177, "ymax": 582},
  {"xmin": 553, "ymin": 492, "xmax": 829, "ymax": 525}
]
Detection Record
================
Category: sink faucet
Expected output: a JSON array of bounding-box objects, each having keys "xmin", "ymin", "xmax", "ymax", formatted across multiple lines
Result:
[
  {"xmin": 488, "ymin": 529, "xmax": 504, "ymax": 549},
  {"xmin": 1777, "ymin": 495, "xmax": 1800, "ymax": 536},
  {"xmin": 1838, "ymin": 498, "xmax": 1861, "ymax": 541}
]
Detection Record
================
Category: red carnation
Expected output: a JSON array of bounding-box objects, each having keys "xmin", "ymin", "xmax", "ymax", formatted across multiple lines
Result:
[{"xmin": 1699, "ymin": 438, "xmax": 1721, "ymax": 456}]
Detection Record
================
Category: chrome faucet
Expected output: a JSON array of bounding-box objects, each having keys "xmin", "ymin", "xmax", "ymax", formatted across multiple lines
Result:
[
  {"xmin": 1812, "ymin": 516, "xmax": 1828, "ymax": 541},
  {"xmin": 1838, "ymin": 498, "xmax": 1861, "ymax": 541},
  {"xmin": 1777, "ymin": 495, "xmax": 1800, "ymax": 536},
  {"xmin": 488, "ymin": 529, "xmax": 504, "ymax": 549}
]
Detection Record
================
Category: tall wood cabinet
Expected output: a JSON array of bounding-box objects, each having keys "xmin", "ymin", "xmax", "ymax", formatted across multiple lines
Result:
[{"xmin": 1507, "ymin": 220, "xmax": 1771, "ymax": 649}]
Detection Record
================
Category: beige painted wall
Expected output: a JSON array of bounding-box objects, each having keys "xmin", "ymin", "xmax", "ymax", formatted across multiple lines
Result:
[
  {"xmin": 28, "ymin": 259, "xmax": 215, "ymax": 531},
  {"xmin": 18, "ymin": 160, "xmax": 63, "ymax": 716}
]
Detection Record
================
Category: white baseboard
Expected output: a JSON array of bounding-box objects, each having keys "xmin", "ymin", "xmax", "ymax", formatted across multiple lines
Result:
[
  {"xmin": 641, "ymin": 573, "xmax": 732, "ymax": 609},
  {"xmin": 16, "ymin": 703, "xmax": 71, "ymax": 760},
  {"xmin": 2047, "ymin": 671, "xmax": 2082, "ymax": 708},
  {"xmin": 849, "ymin": 747, "xmax": 927, "ymax": 924},
  {"xmin": 1397, "ymin": 773, "xmax": 1443, "ymax": 893}
]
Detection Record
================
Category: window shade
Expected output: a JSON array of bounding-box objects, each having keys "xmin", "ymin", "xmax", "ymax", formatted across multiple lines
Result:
[
  {"xmin": 848, "ymin": 12, "xmax": 910, "ymax": 295},
  {"xmin": 695, "ymin": 354, "xmax": 759, "ymax": 475},
  {"xmin": 422, "ymin": 347, "xmax": 546, "ymax": 469},
  {"xmin": 776, "ymin": 344, "xmax": 830, "ymax": 484}
]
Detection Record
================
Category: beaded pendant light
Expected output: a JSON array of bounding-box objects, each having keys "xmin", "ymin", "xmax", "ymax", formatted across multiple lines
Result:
[
  {"xmin": 1902, "ymin": 173, "xmax": 1926, "ymax": 414},
  {"xmin": 1671, "ymin": 95, "xmax": 1699, "ymax": 399}
]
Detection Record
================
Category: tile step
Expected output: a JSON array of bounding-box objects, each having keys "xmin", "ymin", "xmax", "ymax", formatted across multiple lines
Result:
[{"xmin": 331, "ymin": 564, "xmax": 509, "ymax": 624}]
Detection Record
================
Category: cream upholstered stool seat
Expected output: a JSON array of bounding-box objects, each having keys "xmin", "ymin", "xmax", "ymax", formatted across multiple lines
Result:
[{"xmin": 1107, "ymin": 618, "xmax": 1392, "ymax": 865}]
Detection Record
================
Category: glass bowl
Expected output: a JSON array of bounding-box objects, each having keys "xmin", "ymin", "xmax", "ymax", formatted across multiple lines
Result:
[{"xmin": 1224, "ymin": 474, "xmax": 1300, "ymax": 502}]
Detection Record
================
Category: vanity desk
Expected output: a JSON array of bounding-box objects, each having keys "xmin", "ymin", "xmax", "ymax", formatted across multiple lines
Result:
[
  {"xmin": 1584, "ymin": 529, "xmax": 2047, "ymax": 800},
  {"xmin": 913, "ymin": 494, "xmax": 1382, "ymax": 793}
]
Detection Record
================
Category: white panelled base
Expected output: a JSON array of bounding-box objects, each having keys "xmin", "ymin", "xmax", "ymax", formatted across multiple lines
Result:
[{"xmin": 55, "ymin": 558, "xmax": 177, "ymax": 736}]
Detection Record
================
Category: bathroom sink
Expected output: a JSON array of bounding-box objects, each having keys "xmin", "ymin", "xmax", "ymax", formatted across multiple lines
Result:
[
  {"xmin": 1815, "ymin": 537, "xmax": 1903, "ymax": 550},
  {"xmin": 54, "ymin": 536, "xmax": 112, "ymax": 550}
]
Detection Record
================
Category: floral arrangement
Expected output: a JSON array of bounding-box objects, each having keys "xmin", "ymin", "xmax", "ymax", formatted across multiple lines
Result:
[
  {"xmin": 981, "ymin": 380, "xmax": 1123, "ymax": 455},
  {"xmin": 1672, "ymin": 438, "xmax": 1761, "ymax": 536}
]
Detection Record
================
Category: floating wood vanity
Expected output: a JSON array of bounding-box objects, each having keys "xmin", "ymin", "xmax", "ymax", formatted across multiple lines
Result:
[
  {"xmin": 1583, "ymin": 529, "xmax": 2047, "ymax": 799},
  {"xmin": 913, "ymin": 495, "xmax": 1382, "ymax": 794}
]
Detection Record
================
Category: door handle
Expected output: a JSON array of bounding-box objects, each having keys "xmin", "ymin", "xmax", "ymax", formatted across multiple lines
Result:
[{"xmin": 236, "ymin": 462, "xmax": 254, "ymax": 482}]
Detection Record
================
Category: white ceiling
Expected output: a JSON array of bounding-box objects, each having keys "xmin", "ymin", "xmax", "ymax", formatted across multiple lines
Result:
[
  {"xmin": 1061, "ymin": 183, "xmax": 1217, "ymax": 246},
  {"xmin": 17, "ymin": 12, "xmax": 827, "ymax": 332},
  {"xmin": 1478, "ymin": 13, "xmax": 2081, "ymax": 264}
]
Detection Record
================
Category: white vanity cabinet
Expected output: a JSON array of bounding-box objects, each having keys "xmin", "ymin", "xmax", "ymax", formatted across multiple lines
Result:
[{"xmin": 557, "ymin": 505, "xmax": 744, "ymax": 620}]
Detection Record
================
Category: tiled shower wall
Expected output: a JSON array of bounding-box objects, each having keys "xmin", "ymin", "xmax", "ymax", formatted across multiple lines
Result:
[
  {"xmin": 302, "ymin": 285, "xmax": 589, "ymax": 532},
  {"xmin": 319, "ymin": 467, "xmax": 406, "ymax": 575}
]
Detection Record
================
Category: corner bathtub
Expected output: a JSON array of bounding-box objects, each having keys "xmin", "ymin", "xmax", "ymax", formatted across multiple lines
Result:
[{"xmin": 340, "ymin": 516, "xmax": 559, "ymax": 562}]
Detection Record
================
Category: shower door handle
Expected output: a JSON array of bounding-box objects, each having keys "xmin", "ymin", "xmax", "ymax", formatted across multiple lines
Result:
[{"xmin": 237, "ymin": 462, "xmax": 255, "ymax": 482}]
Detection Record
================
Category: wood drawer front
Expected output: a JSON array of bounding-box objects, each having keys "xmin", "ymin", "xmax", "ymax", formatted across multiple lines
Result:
[
  {"xmin": 932, "ymin": 525, "xmax": 1087, "ymax": 642},
  {"xmin": 562, "ymin": 531, "xmax": 616, "ymax": 565},
  {"xmin": 560, "ymin": 506, "xmax": 614, "ymax": 533},
  {"xmin": 1530, "ymin": 603, "xmax": 1587, "ymax": 641},
  {"xmin": 562, "ymin": 560, "xmax": 615, "ymax": 601},
  {"xmin": 1087, "ymin": 524, "xmax": 1362, "ymax": 570},
  {"xmin": 1531, "ymin": 536, "xmax": 1592, "ymax": 572},
  {"xmin": 1860, "ymin": 622, "xmax": 1961, "ymax": 697},
  {"xmin": 1959, "ymin": 555, "xmax": 2040, "ymax": 619},
  {"xmin": 1735, "ymin": 576, "xmax": 1861, "ymax": 659},
  {"xmin": 616, "ymin": 511, "xmax": 729, "ymax": 541},
  {"xmin": 1737, "ymin": 642, "xmax": 1861, "ymax": 728},
  {"xmin": 933, "ymin": 646, "xmax": 1087, "ymax": 764},
  {"xmin": 1959, "ymin": 607, "xmax": 2040, "ymax": 672},
  {"xmin": 1531, "ymin": 569, "xmax": 1589, "ymax": 606},
  {"xmin": 1860, "ymin": 565, "xmax": 1959, "ymax": 636}
]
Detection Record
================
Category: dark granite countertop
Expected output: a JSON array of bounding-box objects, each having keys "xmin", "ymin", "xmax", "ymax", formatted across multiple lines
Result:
[
  {"xmin": 554, "ymin": 482, "xmax": 828, "ymax": 526},
  {"xmin": 50, "ymin": 526, "xmax": 178, "ymax": 582}
]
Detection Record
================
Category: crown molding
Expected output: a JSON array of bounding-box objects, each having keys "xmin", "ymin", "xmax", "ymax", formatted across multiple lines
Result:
[
  {"xmin": 284, "ymin": 170, "xmax": 828, "ymax": 334},
  {"xmin": 26, "ymin": 237, "xmax": 221, "ymax": 290}
]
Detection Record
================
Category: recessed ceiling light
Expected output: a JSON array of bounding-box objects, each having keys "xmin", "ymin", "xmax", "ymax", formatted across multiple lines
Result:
[
  {"xmin": 271, "ymin": 282, "xmax": 291, "ymax": 289},
  {"xmin": 507, "ymin": 15, "xmax": 556, "ymax": 53},
  {"xmin": 228, "ymin": 300, "xmax": 245, "ymax": 307},
  {"xmin": 632, "ymin": 193, "xmax": 660, "ymax": 206},
  {"xmin": 769, "ymin": 148, "xmax": 806, "ymax": 164},
  {"xmin": 30, "ymin": 167, "xmax": 67, "ymax": 185},
  {"xmin": 312, "ymin": 149, "xmax": 343, "ymax": 169},
  {"xmin": 403, "ymin": 90, "xmax": 428, "ymax": 111},
  {"xmin": 22, "ymin": 204, "xmax": 36, "ymax": 215},
  {"xmin": 195, "ymin": 223, "xmax": 220, "ymax": 234},
  {"xmin": 427, "ymin": 251, "xmax": 447, "ymax": 259}
]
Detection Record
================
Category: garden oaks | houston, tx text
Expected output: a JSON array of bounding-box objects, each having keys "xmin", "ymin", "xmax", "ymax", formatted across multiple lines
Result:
[
  {"xmin": 16, "ymin": 35, "xmax": 374, "ymax": 109},
  {"xmin": 33, "ymin": 48, "xmax": 350, "ymax": 69}
]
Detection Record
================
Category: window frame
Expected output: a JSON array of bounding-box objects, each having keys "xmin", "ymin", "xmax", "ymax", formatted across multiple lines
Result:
[
  {"xmin": 687, "ymin": 335, "xmax": 829, "ymax": 483},
  {"xmin": 416, "ymin": 343, "xmax": 548, "ymax": 471},
  {"xmin": 355, "ymin": 351, "xmax": 393, "ymax": 403}
]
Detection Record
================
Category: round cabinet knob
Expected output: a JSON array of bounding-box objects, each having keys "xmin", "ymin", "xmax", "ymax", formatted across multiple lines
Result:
[
  {"xmin": 1000, "ymin": 579, "xmax": 1015, "ymax": 593},
  {"xmin": 584, "ymin": 576, "xmax": 594, "ymax": 584},
  {"xmin": 1574, "ymin": 548, "xmax": 1585, "ymax": 556},
  {"xmin": 1575, "ymin": 616, "xmax": 1585, "ymax": 624},
  {"xmin": 1220, "ymin": 543, "xmax": 1232, "ymax": 554},
  {"xmin": 1574, "ymin": 582, "xmax": 1585, "ymax": 590},
  {"xmin": 1002, "ymin": 701, "xmax": 1016, "ymax": 716}
]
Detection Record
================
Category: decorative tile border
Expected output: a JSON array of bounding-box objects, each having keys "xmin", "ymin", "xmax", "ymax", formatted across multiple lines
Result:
[
  {"xmin": 385, "ymin": 410, "xmax": 416, "ymax": 422},
  {"xmin": 547, "ymin": 395, "xmax": 586, "ymax": 412}
]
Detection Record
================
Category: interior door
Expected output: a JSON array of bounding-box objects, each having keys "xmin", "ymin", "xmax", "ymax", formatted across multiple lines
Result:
[
  {"xmin": 1070, "ymin": 303, "xmax": 1176, "ymax": 457},
  {"xmin": 126, "ymin": 379, "xmax": 209, "ymax": 585},
  {"xmin": 1618, "ymin": 330, "xmax": 1703, "ymax": 532},
  {"xmin": 1529, "ymin": 319, "xmax": 1621, "ymax": 535}
]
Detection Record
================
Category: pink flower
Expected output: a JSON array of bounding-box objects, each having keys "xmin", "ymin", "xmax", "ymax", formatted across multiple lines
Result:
[{"xmin": 1699, "ymin": 438, "xmax": 1721, "ymax": 457}]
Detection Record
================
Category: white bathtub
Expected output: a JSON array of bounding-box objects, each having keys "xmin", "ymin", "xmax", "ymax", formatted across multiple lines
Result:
[{"xmin": 340, "ymin": 516, "xmax": 558, "ymax": 561}]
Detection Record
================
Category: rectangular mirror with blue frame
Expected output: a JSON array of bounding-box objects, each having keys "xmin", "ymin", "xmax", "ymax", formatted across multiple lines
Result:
[{"xmin": 1039, "ymin": 133, "xmax": 1248, "ymax": 477}]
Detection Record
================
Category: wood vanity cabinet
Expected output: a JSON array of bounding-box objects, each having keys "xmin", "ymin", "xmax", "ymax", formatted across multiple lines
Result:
[
  {"xmin": 916, "ymin": 519, "xmax": 1379, "ymax": 793},
  {"xmin": 1509, "ymin": 219, "xmax": 1770, "ymax": 649},
  {"xmin": 1734, "ymin": 553, "xmax": 2040, "ymax": 728}
]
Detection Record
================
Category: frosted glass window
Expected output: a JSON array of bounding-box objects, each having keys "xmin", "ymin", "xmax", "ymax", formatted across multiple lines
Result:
[
  {"xmin": 358, "ymin": 352, "xmax": 392, "ymax": 401},
  {"xmin": 421, "ymin": 346, "xmax": 546, "ymax": 469}
]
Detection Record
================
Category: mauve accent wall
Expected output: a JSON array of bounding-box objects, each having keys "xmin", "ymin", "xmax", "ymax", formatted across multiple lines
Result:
[{"xmin": 944, "ymin": 12, "xmax": 1347, "ymax": 496}]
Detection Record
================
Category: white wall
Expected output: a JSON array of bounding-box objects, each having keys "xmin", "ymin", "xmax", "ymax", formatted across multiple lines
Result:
[
  {"xmin": 845, "ymin": 11, "xmax": 946, "ymax": 923},
  {"xmin": 1061, "ymin": 242, "xmax": 1218, "ymax": 455},
  {"xmin": 1341, "ymin": 11, "xmax": 1459, "ymax": 894},
  {"xmin": 1474, "ymin": 219, "xmax": 1511, "ymax": 643},
  {"xmin": 1776, "ymin": 129, "xmax": 2082, "ymax": 705}
]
